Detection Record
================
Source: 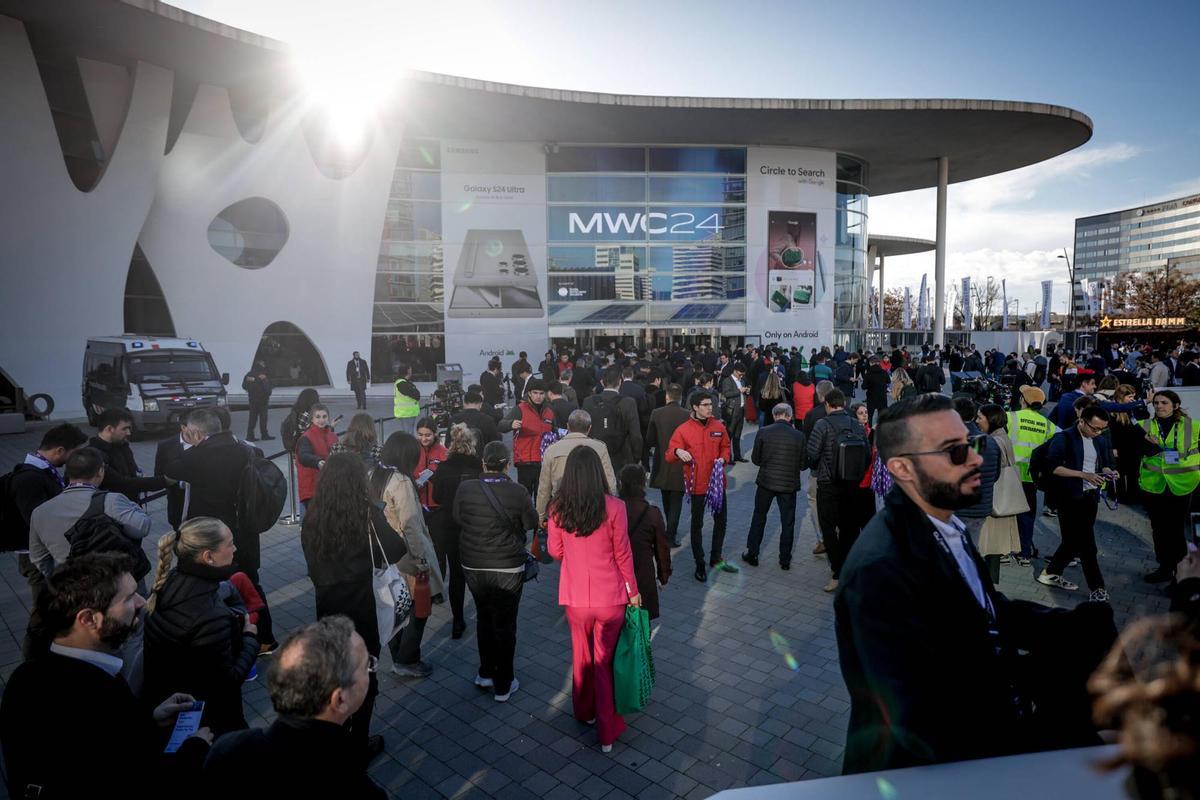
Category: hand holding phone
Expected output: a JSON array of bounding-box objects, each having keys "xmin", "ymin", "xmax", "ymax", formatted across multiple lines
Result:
[{"xmin": 415, "ymin": 468, "xmax": 434, "ymax": 487}]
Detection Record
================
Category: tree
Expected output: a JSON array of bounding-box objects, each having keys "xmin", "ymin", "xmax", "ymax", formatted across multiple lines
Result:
[
  {"xmin": 882, "ymin": 288, "xmax": 905, "ymax": 328},
  {"xmin": 1109, "ymin": 269, "xmax": 1200, "ymax": 326},
  {"xmin": 970, "ymin": 276, "xmax": 1002, "ymax": 330}
]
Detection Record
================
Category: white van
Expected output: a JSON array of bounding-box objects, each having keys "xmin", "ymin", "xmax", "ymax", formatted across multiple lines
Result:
[{"xmin": 82, "ymin": 336, "xmax": 229, "ymax": 430}]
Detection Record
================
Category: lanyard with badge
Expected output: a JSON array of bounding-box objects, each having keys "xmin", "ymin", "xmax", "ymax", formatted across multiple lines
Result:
[
  {"xmin": 928, "ymin": 525, "xmax": 997, "ymax": 625},
  {"xmin": 1162, "ymin": 422, "xmax": 1183, "ymax": 466}
]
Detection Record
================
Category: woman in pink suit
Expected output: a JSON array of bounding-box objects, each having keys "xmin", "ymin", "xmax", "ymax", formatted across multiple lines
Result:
[{"xmin": 547, "ymin": 446, "xmax": 642, "ymax": 753}]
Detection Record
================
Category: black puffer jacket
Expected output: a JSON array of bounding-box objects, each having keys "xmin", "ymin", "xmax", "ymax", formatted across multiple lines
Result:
[
  {"xmin": 453, "ymin": 475, "xmax": 537, "ymax": 570},
  {"xmin": 143, "ymin": 560, "xmax": 259, "ymax": 735},
  {"xmin": 751, "ymin": 422, "xmax": 807, "ymax": 493}
]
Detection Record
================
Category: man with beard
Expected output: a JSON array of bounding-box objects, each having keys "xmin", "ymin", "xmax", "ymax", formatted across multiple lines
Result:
[
  {"xmin": 1, "ymin": 554, "xmax": 212, "ymax": 796},
  {"xmin": 834, "ymin": 394, "xmax": 1117, "ymax": 775}
]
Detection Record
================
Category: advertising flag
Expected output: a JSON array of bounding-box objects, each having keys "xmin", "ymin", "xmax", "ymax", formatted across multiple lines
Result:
[
  {"xmin": 1001, "ymin": 279, "xmax": 1009, "ymax": 329},
  {"xmin": 917, "ymin": 274, "xmax": 928, "ymax": 329},
  {"xmin": 961, "ymin": 276, "xmax": 972, "ymax": 330},
  {"xmin": 903, "ymin": 287, "xmax": 912, "ymax": 330},
  {"xmin": 1040, "ymin": 280, "xmax": 1052, "ymax": 329}
]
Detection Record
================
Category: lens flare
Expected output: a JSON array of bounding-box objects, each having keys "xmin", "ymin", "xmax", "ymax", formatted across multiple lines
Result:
[
  {"xmin": 875, "ymin": 776, "xmax": 898, "ymax": 799},
  {"xmin": 769, "ymin": 629, "xmax": 800, "ymax": 672}
]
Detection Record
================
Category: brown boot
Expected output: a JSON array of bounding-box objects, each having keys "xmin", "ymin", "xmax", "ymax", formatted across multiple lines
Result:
[{"xmin": 812, "ymin": 541, "xmax": 826, "ymax": 555}]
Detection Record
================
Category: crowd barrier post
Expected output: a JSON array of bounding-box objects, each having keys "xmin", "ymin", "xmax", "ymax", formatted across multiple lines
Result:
[{"xmin": 278, "ymin": 451, "xmax": 301, "ymax": 526}]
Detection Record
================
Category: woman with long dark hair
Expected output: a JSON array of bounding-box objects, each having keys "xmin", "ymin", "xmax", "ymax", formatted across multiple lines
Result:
[
  {"xmin": 301, "ymin": 453, "xmax": 406, "ymax": 762},
  {"xmin": 280, "ymin": 387, "xmax": 320, "ymax": 452},
  {"xmin": 547, "ymin": 447, "xmax": 640, "ymax": 753},
  {"xmin": 431, "ymin": 423, "xmax": 482, "ymax": 639},
  {"xmin": 370, "ymin": 432, "xmax": 442, "ymax": 678},
  {"xmin": 334, "ymin": 412, "xmax": 380, "ymax": 474},
  {"xmin": 616, "ymin": 464, "xmax": 671, "ymax": 620}
]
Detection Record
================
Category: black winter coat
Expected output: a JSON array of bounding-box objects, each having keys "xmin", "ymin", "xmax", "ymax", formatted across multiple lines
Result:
[
  {"xmin": 751, "ymin": 422, "xmax": 807, "ymax": 493},
  {"xmin": 453, "ymin": 475, "xmax": 536, "ymax": 570},
  {"xmin": 301, "ymin": 503, "xmax": 407, "ymax": 657},
  {"xmin": 165, "ymin": 432, "xmax": 255, "ymax": 568},
  {"xmin": 450, "ymin": 408, "xmax": 501, "ymax": 446},
  {"xmin": 861, "ymin": 365, "xmax": 889, "ymax": 405},
  {"xmin": 806, "ymin": 410, "xmax": 866, "ymax": 483},
  {"xmin": 89, "ymin": 435, "xmax": 168, "ymax": 502},
  {"xmin": 203, "ymin": 716, "xmax": 384, "ymax": 799},
  {"xmin": 143, "ymin": 561, "xmax": 260, "ymax": 735},
  {"xmin": 431, "ymin": 452, "xmax": 483, "ymax": 544},
  {"xmin": 836, "ymin": 487, "xmax": 1116, "ymax": 774}
]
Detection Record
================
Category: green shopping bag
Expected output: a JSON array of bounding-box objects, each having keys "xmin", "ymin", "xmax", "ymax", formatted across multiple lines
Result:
[{"xmin": 613, "ymin": 605, "xmax": 655, "ymax": 715}]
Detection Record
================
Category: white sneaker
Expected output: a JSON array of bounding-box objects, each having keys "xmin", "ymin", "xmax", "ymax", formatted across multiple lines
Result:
[
  {"xmin": 1088, "ymin": 588, "xmax": 1111, "ymax": 603},
  {"xmin": 473, "ymin": 674, "xmax": 494, "ymax": 689},
  {"xmin": 601, "ymin": 744, "xmax": 613, "ymax": 753},
  {"xmin": 494, "ymin": 677, "xmax": 520, "ymax": 702},
  {"xmin": 1037, "ymin": 570, "xmax": 1078, "ymax": 591},
  {"xmin": 1067, "ymin": 558, "xmax": 1080, "ymax": 568}
]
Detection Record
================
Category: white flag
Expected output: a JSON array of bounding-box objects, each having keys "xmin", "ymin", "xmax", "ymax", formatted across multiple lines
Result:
[
  {"xmin": 1040, "ymin": 280, "xmax": 1052, "ymax": 329},
  {"xmin": 1001, "ymin": 279, "xmax": 1009, "ymax": 330},
  {"xmin": 917, "ymin": 274, "xmax": 928, "ymax": 329},
  {"xmin": 903, "ymin": 287, "xmax": 912, "ymax": 330},
  {"xmin": 961, "ymin": 276, "xmax": 972, "ymax": 330}
]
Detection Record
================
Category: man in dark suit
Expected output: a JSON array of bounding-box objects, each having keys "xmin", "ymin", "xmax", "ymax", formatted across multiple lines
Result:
[
  {"xmin": 346, "ymin": 351, "xmax": 370, "ymax": 410},
  {"xmin": 242, "ymin": 360, "xmax": 274, "ymax": 440},
  {"xmin": 618, "ymin": 366, "xmax": 651, "ymax": 438},
  {"xmin": 645, "ymin": 383, "xmax": 691, "ymax": 547},
  {"xmin": 153, "ymin": 414, "xmax": 191, "ymax": 529},
  {"xmin": 546, "ymin": 382, "xmax": 578, "ymax": 430},
  {"xmin": 835, "ymin": 394, "xmax": 1116, "ymax": 775},
  {"xmin": 718, "ymin": 364, "xmax": 748, "ymax": 461},
  {"xmin": 165, "ymin": 408, "xmax": 274, "ymax": 650},
  {"xmin": 743, "ymin": 404, "xmax": 806, "ymax": 569},
  {"xmin": 582, "ymin": 366, "xmax": 642, "ymax": 470}
]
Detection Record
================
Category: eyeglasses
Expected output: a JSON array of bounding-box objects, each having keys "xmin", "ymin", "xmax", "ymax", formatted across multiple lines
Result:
[
  {"xmin": 697, "ymin": 401, "xmax": 713, "ymax": 407},
  {"xmin": 366, "ymin": 655, "xmax": 378, "ymax": 674},
  {"xmin": 1082, "ymin": 419, "xmax": 1109, "ymax": 434},
  {"xmin": 899, "ymin": 435, "xmax": 987, "ymax": 465}
]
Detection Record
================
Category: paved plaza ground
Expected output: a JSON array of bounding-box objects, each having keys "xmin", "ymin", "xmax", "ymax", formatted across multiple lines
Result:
[{"xmin": 0, "ymin": 401, "xmax": 1174, "ymax": 799}]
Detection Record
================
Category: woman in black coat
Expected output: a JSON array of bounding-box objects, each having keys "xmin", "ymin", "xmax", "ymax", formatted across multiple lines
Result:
[
  {"xmin": 144, "ymin": 516, "xmax": 259, "ymax": 736},
  {"xmin": 301, "ymin": 453, "xmax": 407, "ymax": 761},
  {"xmin": 616, "ymin": 465, "xmax": 672, "ymax": 620},
  {"xmin": 431, "ymin": 423, "xmax": 483, "ymax": 639}
]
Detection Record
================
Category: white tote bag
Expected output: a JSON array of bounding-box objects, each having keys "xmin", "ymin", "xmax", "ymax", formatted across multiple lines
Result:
[
  {"xmin": 370, "ymin": 520, "xmax": 411, "ymax": 644},
  {"xmin": 990, "ymin": 436, "xmax": 1030, "ymax": 518}
]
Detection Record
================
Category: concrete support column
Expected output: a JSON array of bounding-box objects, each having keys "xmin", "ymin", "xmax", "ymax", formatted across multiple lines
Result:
[{"xmin": 932, "ymin": 156, "xmax": 949, "ymax": 347}]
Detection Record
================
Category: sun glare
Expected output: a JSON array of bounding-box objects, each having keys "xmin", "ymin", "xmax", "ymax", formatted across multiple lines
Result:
[{"xmin": 291, "ymin": 32, "xmax": 404, "ymax": 148}]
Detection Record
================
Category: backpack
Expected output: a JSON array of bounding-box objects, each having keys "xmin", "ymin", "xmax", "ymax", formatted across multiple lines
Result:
[
  {"xmin": 237, "ymin": 456, "xmax": 288, "ymax": 535},
  {"xmin": 588, "ymin": 393, "xmax": 627, "ymax": 458},
  {"xmin": 1028, "ymin": 436, "xmax": 1057, "ymax": 495},
  {"xmin": 832, "ymin": 419, "xmax": 871, "ymax": 483},
  {"xmin": 65, "ymin": 492, "xmax": 152, "ymax": 580},
  {"xmin": 0, "ymin": 467, "xmax": 26, "ymax": 552}
]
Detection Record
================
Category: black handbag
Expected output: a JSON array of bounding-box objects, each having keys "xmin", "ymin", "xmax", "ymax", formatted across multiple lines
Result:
[{"xmin": 477, "ymin": 480, "xmax": 539, "ymax": 583}]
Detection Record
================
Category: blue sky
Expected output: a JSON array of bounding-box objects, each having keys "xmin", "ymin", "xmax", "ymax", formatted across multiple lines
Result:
[{"xmin": 170, "ymin": 0, "xmax": 1200, "ymax": 313}]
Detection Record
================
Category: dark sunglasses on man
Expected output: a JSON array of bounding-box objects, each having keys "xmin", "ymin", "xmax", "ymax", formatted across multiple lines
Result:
[{"xmin": 899, "ymin": 434, "xmax": 987, "ymax": 465}]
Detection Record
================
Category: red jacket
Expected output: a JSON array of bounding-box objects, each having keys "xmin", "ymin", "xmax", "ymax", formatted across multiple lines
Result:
[
  {"xmin": 665, "ymin": 416, "xmax": 732, "ymax": 496},
  {"xmin": 296, "ymin": 425, "xmax": 338, "ymax": 502},
  {"xmin": 859, "ymin": 423, "xmax": 875, "ymax": 489},
  {"xmin": 548, "ymin": 494, "xmax": 637, "ymax": 607},
  {"xmin": 414, "ymin": 441, "xmax": 448, "ymax": 508},
  {"xmin": 511, "ymin": 401, "xmax": 556, "ymax": 465},
  {"xmin": 792, "ymin": 382, "xmax": 815, "ymax": 421}
]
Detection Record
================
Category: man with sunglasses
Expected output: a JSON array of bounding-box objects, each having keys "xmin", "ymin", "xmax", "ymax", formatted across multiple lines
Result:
[
  {"xmin": 835, "ymin": 394, "xmax": 1116, "ymax": 774},
  {"xmin": 1036, "ymin": 406, "xmax": 1116, "ymax": 600}
]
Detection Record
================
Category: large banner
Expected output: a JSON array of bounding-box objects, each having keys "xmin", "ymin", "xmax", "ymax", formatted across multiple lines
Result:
[
  {"xmin": 1001, "ymin": 279, "xmax": 1009, "ymax": 330},
  {"xmin": 903, "ymin": 287, "xmax": 912, "ymax": 330},
  {"xmin": 441, "ymin": 142, "xmax": 548, "ymax": 382},
  {"xmin": 917, "ymin": 274, "xmax": 928, "ymax": 330},
  {"xmin": 1041, "ymin": 280, "xmax": 1052, "ymax": 329},
  {"xmin": 746, "ymin": 148, "xmax": 836, "ymax": 345}
]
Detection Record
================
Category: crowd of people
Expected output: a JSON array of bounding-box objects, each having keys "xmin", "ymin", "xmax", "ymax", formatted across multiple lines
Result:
[{"xmin": 1, "ymin": 334, "xmax": 1197, "ymax": 796}]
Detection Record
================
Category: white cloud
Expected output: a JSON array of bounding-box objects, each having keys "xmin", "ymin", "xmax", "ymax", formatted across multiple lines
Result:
[{"xmin": 870, "ymin": 142, "xmax": 1143, "ymax": 314}]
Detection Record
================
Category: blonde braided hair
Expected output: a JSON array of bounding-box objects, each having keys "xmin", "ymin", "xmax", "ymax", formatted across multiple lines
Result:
[{"xmin": 147, "ymin": 517, "xmax": 228, "ymax": 612}]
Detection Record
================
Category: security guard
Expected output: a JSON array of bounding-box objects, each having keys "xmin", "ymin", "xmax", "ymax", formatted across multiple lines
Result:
[
  {"xmin": 1137, "ymin": 390, "xmax": 1199, "ymax": 583},
  {"xmin": 1007, "ymin": 385, "xmax": 1059, "ymax": 565},
  {"xmin": 392, "ymin": 362, "xmax": 421, "ymax": 435}
]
